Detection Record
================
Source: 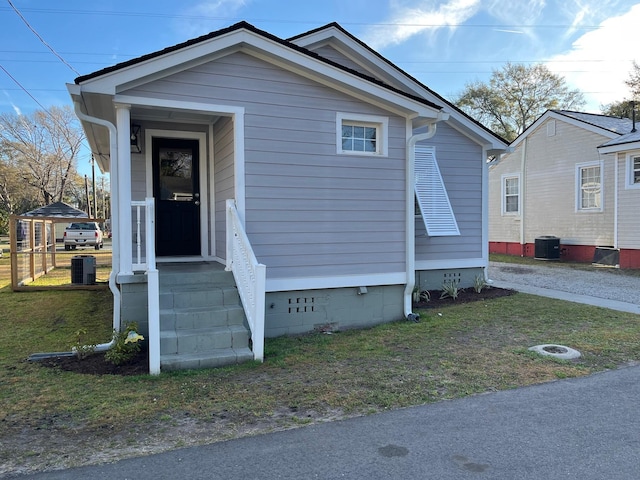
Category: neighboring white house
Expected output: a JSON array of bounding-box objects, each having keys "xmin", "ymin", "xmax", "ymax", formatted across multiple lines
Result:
[
  {"xmin": 489, "ymin": 109, "xmax": 639, "ymax": 268},
  {"xmin": 69, "ymin": 21, "xmax": 507, "ymax": 372},
  {"xmin": 597, "ymin": 125, "xmax": 640, "ymax": 268}
]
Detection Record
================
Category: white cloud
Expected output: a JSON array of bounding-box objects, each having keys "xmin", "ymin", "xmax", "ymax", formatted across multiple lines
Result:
[
  {"xmin": 546, "ymin": 3, "xmax": 640, "ymax": 112},
  {"xmin": 2, "ymin": 91, "xmax": 21, "ymax": 116},
  {"xmin": 362, "ymin": 0, "xmax": 481, "ymax": 50},
  {"xmin": 176, "ymin": 0, "xmax": 250, "ymax": 37}
]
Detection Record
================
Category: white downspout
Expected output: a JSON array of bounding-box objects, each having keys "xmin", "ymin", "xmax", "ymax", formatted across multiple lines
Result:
[
  {"xmin": 73, "ymin": 100, "xmax": 121, "ymax": 350},
  {"xmin": 519, "ymin": 137, "xmax": 527, "ymax": 255},
  {"xmin": 404, "ymin": 119, "xmax": 440, "ymax": 319}
]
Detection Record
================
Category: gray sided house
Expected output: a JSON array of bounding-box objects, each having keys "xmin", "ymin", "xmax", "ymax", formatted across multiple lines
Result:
[
  {"xmin": 489, "ymin": 109, "xmax": 640, "ymax": 268},
  {"xmin": 68, "ymin": 22, "xmax": 507, "ymax": 373}
]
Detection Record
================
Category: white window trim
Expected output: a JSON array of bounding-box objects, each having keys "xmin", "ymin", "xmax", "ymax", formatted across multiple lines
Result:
[
  {"xmin": 336, "ymin": 112, "xmax": 388, "ymax": 157},
  {"xmin": 625, "ymin": 152, "xmax": 640, "ymax": 189},
  {"xmin": 501, "ymin": 174, "xmax": 520, "ymax": 215},
  {"xmin": 575, "ymin": 161, "xmax": 603, "ymax": 212}
]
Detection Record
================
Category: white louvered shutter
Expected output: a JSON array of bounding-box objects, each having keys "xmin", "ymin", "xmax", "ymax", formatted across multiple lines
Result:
[{"xmin": 414, "ymin": 145, "xmax": 460, "ymax": 236}]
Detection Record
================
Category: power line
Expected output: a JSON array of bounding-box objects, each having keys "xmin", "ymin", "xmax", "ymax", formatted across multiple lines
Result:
[
  {"xmin": 0, "ymin": 63, "xmax": 48, "ymax": 110},
  {"xmin": 7, "ymin": 0, "xmax": 80, "ymax": 75},
  {"xmin": 0, "ymin": 6, "xmax": 606, "ymax": 30}
]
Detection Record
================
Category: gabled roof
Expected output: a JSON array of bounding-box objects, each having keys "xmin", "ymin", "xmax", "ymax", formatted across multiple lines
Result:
[
  {"xmin": 289, "ymin": 22, "xmax": 509, "ymax": 152},
  {"xmin": 22, "ymin": 201, "xmax": 88, "ymax": 218},
  {"xmin": 74, "ymin": 21, "xmax": 441, "ymax": 112},
  {"xmin": 510, "ymin": 109, "xmax": 632, "ymax": 148},
  {"xmin": 554, "ymin": 110, "xmax": 632, "ymax": 135}
]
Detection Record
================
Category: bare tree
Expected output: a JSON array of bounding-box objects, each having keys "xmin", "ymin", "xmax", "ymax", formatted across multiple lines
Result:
[
  {"xmin": 0, "ymin": 105, "xmax": 84, "ymax": 205},
  {"xmin": 456, "ymin": 63, "xmax": 585, "ymax": 142}
]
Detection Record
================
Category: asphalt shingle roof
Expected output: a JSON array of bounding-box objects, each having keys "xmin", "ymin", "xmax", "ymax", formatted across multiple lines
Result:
[{"xmin": 555, "ymin": 110, "xmax": 633, "ymax": 135}]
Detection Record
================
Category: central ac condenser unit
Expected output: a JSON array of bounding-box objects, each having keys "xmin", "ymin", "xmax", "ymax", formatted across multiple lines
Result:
[{"xmin": 71, "ymin": 255, "xmax": 96, "ymax": 285}]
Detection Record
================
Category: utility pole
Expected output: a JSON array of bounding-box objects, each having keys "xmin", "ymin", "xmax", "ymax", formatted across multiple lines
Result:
[
  {"xmin": 84, "ymin": 175, "xmax": 92, "ymax": 217},
  {"xmin": 91, "ymin": 156, "xmax": 98, "ymax": 219}
]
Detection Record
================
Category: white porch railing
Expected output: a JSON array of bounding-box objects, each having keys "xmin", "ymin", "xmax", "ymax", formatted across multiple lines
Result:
[
  {"xmin": 225, "ymin": 199, "xmax": 266, "ymax": 362},
  {"xmin": 131, "ymin": 199, "xmax": 160, "ymax": 375}
]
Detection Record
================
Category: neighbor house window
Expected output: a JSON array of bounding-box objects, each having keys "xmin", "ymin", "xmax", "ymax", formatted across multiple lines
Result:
[
  {"xmin": 577, "ymin": 163, "xmax": 602, "ymax": 210},
  {"xmin": 627, "ymin": 154, "xmax": 640, "ymax": 188},
  {"xmin": 502, "ymin": 175, "xmax": 520, "ymax": 214},
  {"xmin": 336, "ymin": 113, "xmax": 388, "ymax": 156}
]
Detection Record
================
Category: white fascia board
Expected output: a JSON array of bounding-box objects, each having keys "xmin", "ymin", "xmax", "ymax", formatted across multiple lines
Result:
[
  {"xmin": 244, "ymin": 46, "xmax": 439, "ymax": 119},
  {"xmin": 77, "ymin": 28, "xmax": 440, "ymax": 120},
  {"xmin": 266, "ymin": 272, "xmax": 406, "ymax": 293},
  {"xmin": 114, "ymin": 95, "xmax": 245, "ymax": 117},
  {"xmin": 77, "ymin": 30, "xmax": 256, "ymax": 94},
  {"xmin": 294, "ymin": 32, "xmax": 506, "ymax": 148},
  {"xmin": 599, "ymin": 140, "xmax": 640, "ymax": 155}
]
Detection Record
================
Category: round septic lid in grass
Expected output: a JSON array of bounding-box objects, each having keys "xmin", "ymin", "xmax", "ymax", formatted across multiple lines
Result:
[{"xmin": 528, "ymin": 344, "xmax": 581, "ymax": 360}]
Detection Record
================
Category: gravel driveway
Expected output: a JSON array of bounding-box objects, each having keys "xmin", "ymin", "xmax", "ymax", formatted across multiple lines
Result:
[{"xmin": 488, "ymin": 261, "xmax": 640, "ymax": 309}]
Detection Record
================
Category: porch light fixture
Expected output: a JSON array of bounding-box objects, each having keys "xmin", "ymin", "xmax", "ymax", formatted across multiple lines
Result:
[{"xmin": 130, "ymin": 124, "xmax": 142, "ymax": 153}]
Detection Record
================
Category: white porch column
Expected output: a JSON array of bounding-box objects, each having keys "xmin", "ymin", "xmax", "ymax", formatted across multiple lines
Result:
[{"xmin": 115, "ymin": 103, "xmax": 133, "ymax": 275}]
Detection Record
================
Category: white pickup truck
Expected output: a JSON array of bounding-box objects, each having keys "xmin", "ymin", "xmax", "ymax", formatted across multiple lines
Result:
[{"xmin": 63, "ymin": 222, "xmax": 104, "ymax": 251}]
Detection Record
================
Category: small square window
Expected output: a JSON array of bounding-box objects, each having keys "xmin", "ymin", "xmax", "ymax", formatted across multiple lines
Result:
[{"xmin": 336, "ymin": 113, "xmax": 388, "ymax": 156}]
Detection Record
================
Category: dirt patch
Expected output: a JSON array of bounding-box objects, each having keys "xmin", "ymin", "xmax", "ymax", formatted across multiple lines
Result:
[
  {"xmin": 38, "ymin": 349, "xmax": 148, "ymax": 375},
  {"xmin": 413, "ymin": 286, "xmax": 516, "ymax": 309}
]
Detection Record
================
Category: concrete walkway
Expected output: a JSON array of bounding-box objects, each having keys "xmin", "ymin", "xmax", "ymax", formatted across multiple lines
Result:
[
  {"xmin": 15, "ymin": 364, "xmax": 640, "ymax": 479},
  {"xmin": 488, "ymin": 262, "xmax": 640, "ymax": 314}
]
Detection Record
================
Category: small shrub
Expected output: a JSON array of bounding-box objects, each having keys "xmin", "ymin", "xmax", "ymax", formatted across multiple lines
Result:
[
  {"xmin": 71, "ymin": 328, "xmax": 96, "ymax": 360},
  {"xmin": 412, "ymin": 287, "xmax": 431, "ymax": 303},
  {"xmin": 104, "ymin": 322, "xmax": 144, "ymax": 366},
  {"xmin": 440, "ymin": 280, "xmax": 461, "ymax": 300},
  {"xmin": 473, "ymin": 275, "xmax": 488, "ymax": 293}
]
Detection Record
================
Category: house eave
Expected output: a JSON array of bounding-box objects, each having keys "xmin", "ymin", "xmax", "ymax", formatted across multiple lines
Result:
[
  {"xmin": 598, "ymin": 140, "xmax": 640, "ymax": 154},
  {"xmin": 73, "ymin": 24, "xmax": 442, "ymax": 121}
]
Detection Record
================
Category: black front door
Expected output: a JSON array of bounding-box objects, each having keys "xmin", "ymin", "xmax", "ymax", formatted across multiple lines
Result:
[{"xmin": 152, "ymin": 138, "xmax": 201, "ymax": 257}]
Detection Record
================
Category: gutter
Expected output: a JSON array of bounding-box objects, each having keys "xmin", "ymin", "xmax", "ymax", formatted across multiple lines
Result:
[{"xmin": 404, "ymin": 113, "xmax": 447, "ymax": 319}]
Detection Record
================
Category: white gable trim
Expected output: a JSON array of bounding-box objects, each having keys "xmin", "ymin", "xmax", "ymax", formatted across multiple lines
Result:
[
  {"xmin": 82, "ymin": 29, "xmax": 441, "ymax": 121},
  {"xmin": 292, "ymin": 27, "xmax": 507, "ymax": 151},
  {"xmin": 511, "ymin": 111, "xmax": 620, "ymax": 148}
]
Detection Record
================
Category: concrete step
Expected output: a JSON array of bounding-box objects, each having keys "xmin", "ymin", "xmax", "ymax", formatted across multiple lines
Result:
[
  {"xmin": 160, "ymin": 326, "xmax": 249, "ymax": 355},
  {"xmin": 160, "ymin": 304, "xmax": 246, "ymax": 330},
  {"xmin": 161, "ymin": 347, "xmax": 254, "ymax": 371},
  {"xmin": 159, "ymin": 263, "xmax": 233, "ymax": 288},
  {"xmin": 159, "ymin": 286, "xmax": 240, "ymax": 309}
]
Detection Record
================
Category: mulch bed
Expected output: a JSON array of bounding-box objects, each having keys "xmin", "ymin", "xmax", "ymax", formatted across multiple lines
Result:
[
  {"xmin": 38, "ymin": 349, "xmax": 148, "ymax": 376},
  {"xmin": 413, "ymin": 286, "xmax": 516, "ymax": 309},
  {"xmin": 36, "ymin": 287, "xmax": 515, "ymax": 375}
]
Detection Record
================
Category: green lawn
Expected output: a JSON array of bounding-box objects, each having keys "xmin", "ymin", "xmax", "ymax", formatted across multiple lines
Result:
[{"xmin": 1, "ymin": 253, "xmax": 640, "ymax": 473}]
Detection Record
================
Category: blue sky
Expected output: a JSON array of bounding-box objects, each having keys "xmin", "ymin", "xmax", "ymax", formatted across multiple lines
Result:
[{"xmin": 1, "ymin": 0, "xmax": 639, "ymax": 172}]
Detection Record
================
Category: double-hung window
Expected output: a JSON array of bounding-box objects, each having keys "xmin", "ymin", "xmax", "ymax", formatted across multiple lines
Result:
[
  {"xmin": 337, "ymin": 113, "xmax": 388, "ymax": 156},
  {"xmin": 577, "ymin": 162, "xmax": 602, "ymax": 211},
  {"xmin": 502, "ymin": 175, "xmax": 520, "ymax": 215},
  {"xmin": 627, "ymin": 154, "xmax": 640, "ymax": 188}
]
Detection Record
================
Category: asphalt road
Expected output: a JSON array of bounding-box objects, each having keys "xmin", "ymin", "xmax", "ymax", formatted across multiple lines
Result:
[{"xmin": 14, "ymin": 364, "xmax": 640, "ymax": 480}]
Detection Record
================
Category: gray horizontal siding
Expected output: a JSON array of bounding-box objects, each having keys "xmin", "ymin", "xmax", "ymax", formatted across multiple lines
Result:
[
  {"xmin": 214, "ymin": 116, "xmax": 234, "ymax": 259},
  {"xmin": 125, "ymin": 51, "xmax": 408, "ymax": 281},
  {"xmin": 415, "ymin": 121, "xmax": 484, "ymax": 261}
]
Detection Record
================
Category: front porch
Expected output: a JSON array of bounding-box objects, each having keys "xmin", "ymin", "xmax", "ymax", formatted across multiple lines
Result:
[{"xmin": 120, "ymin": 198, "xmax": 265, "ymax": 374}]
